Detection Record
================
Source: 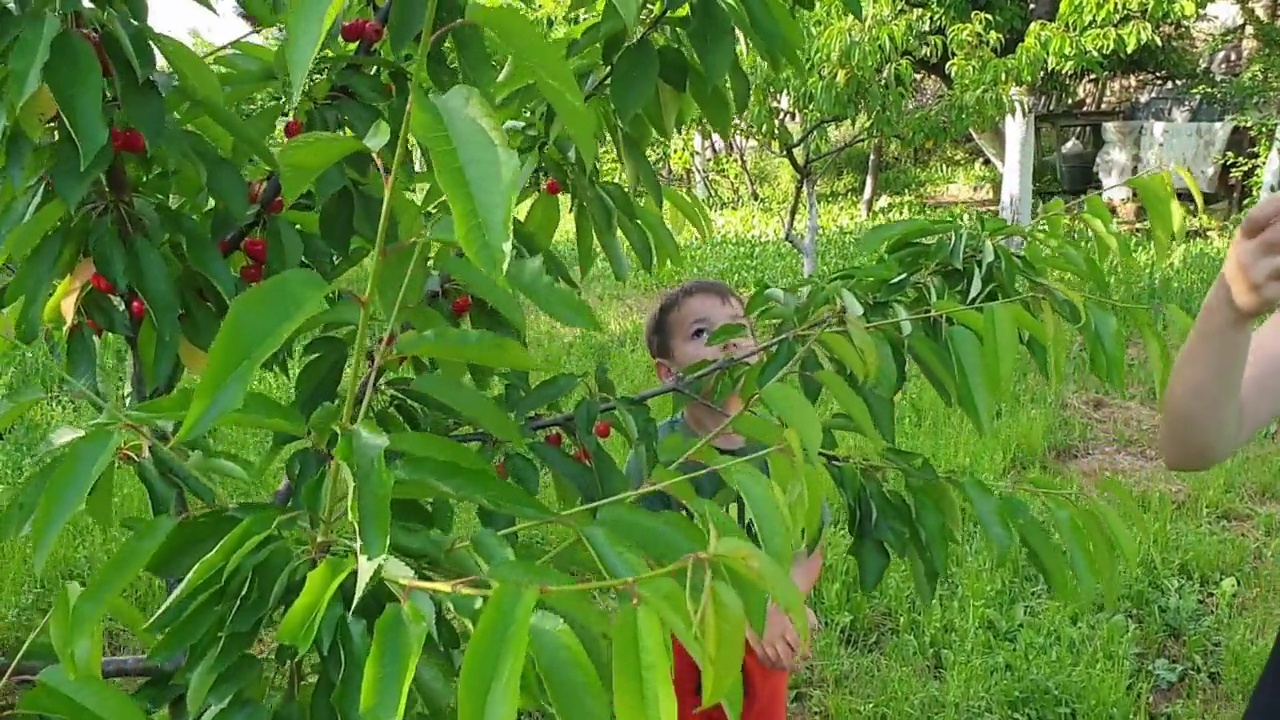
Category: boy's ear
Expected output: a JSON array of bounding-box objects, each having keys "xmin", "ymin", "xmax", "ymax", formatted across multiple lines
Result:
[{"xmin": 654, "ymin": 359, "xmax": 676, "ymax": 383}]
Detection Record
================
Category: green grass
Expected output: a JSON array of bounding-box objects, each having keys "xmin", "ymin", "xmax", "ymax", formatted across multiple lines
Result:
[{"xmin": 1, "ymin": 195, "xmax": 1276, "ymax": 719}]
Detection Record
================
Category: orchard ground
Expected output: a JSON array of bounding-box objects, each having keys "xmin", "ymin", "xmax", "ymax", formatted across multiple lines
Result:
[{"xmin": 1, "ymin": 167, "xmax": 1277, "ymax": 718}]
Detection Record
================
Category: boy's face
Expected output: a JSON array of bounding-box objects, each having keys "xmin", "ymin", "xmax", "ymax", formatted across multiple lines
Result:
[{"xmin": 655, "ymin": 292, "xmax": 758, "ymax": 386}]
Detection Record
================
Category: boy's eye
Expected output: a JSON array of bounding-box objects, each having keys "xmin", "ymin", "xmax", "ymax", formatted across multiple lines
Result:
[{"xmin": 691, "ymin": 327, "xmax": 707, "ymax": 340}]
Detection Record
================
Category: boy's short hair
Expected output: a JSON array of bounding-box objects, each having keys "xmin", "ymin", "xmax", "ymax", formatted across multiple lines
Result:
[{"xmin": 644, "ymin": 279, "xmax": 745, "ymax": 360}]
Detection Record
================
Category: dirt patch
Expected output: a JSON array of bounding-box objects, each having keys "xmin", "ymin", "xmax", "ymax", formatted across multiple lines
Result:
[{"xmin": 1053, "ymin": 393, "xmax": 1175, "ymax": 490}]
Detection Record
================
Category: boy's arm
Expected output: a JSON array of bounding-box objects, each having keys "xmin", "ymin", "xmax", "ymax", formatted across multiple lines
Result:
[{"xmin": 1161, "ymin": 281, "xmax": 1280, "ymax": 471}]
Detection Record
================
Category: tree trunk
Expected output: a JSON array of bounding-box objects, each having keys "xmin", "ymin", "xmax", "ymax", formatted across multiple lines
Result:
[
  {"xmin": 1260, "ymin": 123, "xmax": 1280, "ymax": 201},
  {"xmin": 970, "ymin": 127, "xmax": 1005, "ymax": 173},
  {"xmin": 861, "ymin": 139, "xmax": 882, "ymax": 219},
  {"xmin": 999, "ymin": 87, "xmax": 1035, "ymax": 249},
  {"xmin": 733, "ymin": 136, "xmax": 761, "ymax": 202},
  {"xmin": 693, "ymin": 130, "xmax": 711, "ymax": 200},
  {"xmin": 784, "ymin": 174, "xmax": 819, "ymax": 277}
]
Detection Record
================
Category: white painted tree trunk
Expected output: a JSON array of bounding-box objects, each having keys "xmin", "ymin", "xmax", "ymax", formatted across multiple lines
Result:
[
  {"xmin": 1260, "ymin": 123, "xmax": 1280, "ymax": 200},
  {"xmin": 797, "ymin": 176, "xmax": 819, "ymax": 277},
  {"xmin": 861, "ymin": 140, "xmax": 882, "ymax": 219},
  {"xmin": 998, "ymin": 88, "xmax": 1035, "ymax": 249},
  {"xmin": 692, "ymin": 131, "xmax": 711, "ymax": 200},
  {"xmin": 970, "ymin": 127, "xmax": 1005, "ymax": 174}
]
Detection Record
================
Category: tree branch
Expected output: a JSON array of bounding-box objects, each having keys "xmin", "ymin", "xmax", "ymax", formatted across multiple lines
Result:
[
  {"xmin": 0, "ymin": 655, "xmax": 167, "ymax": 682},
  {"xmin": 809, "ymin": 134, "xmax": 866, "ymax": 166},
  {"xmin": 785, "ymin": 117, "xmax": 844, "ymax": 151}
]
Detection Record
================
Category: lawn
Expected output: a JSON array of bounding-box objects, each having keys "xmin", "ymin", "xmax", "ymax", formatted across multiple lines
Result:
[{"xmin": 1, "ymin": 189, "xmax": 1277, "ymax": 719}]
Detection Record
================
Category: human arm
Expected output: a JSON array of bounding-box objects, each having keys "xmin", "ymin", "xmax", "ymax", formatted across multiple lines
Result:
[
  {"xmin": 1160, "ymin": 196, "xmax": 1280, "ymax": 471},
  {"xmin": 749, "ymin": 542, "xmax": 825, "ymax": 671}
]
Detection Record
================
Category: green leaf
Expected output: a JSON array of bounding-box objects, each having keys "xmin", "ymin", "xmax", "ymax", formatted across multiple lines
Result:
[
  {"xmin": 1128, "ymin": 172, "xmax": 1183, "ymax": 263},
  {"xmin": 31, "ymin": 429, "xmax": 122, "ymax": 573},
  {"xmin": 359, "ymin": 603, "xmax": 432, "ymax": 720},
  {"xmin": 610, "ymin": 0, "xmax": 641, "ymax": 29},
  {"xmin": 176, "ymin": 269, "xmax": 329, "ymax": 443},
  {"xmin": 389, "ymin": 0, "xmax": 434, "ymax": 56},
  {"xmin": 712, "ymin": 537, "xmax": 806, "ymax": 642},
  {"xmin": 982, "ymin": 302, "xmax": 1020, "ymax": 401},
  {"xmin": 946, "ymin": 325, "xmax": 993, "ymax": 434},
  {"xmin": 387, "ymin": 431, "xmax": 491, "ymax": 468},
  {"xmin": 958, "ymin": 476, "xmax": 1013, "ymax": 562},
  {"xmin": 410, "ymin": 372, "xmax": 525, "ymax": 443},
  {"xmin": 277, "ymin": 132, "xmax": 368, "ymax": 201},
  {"xmin": 612, "ymin": 38, "xmax": 659, "ymax": 122},
  {"xmin": 688, "ymin": 0, "xmax": 735, "ymax": 84},
  {"xmin": 529, "ymin": 610, "xmax": 611, "ymax": 720},
  {"xmin": 412, "ymin": 84, "xmax": 520, "ymax": 277},
  {"xmin": 506, "ymin": 255, "xmax": 601, "ymax": 330},
  {"xmin": 457, "ymin": 582, "xmax": 538, "ymax": 720},
  {"xmin": 612, "ymin": 601, "xmax": 677, "ymax": 720},
  {"xmin": 467, "ymin": 2, "xmax": 598, "ymax": 166},
  {"xmin": 720, "ymin": 462, "xmax": 793, "ymax": 570},
  {"xmin": 396, "ymin": 326, "xmax": 536, "ymax": 370},
  {"xmin": 338, "ymin": 422, "xmax": 393, "ymax": 558},
  {"xmin": 1045, "ymin": 497, "xmax": 1098, "ymax": 601},
  {"xmin": 397, "ymin": 456, "xmax": 554, "ymax": 519},
  {"xmin": 438, "ymin": 253, "xmax": 526, "ymax": 332},
  {"xmin": 758, "ymin": 383, "xmax": 822, "ymax": 464},
  {"xmin": 70, "ymin": 515, "xmax": 176, "ymax": 664},
  {"xmin": 277, "ymin": 555, "xmax": 356, "ymax": 651},
  {"xmin": 814, "ymin": 369, "xmax": 882, "ymax": 444},
  {"xmin": 282, "ymin": 0, "xmax": 347, "ymax": 110},
  {"xmin": 153, "ymin": 33, "xmax": 224, "ymax": 105},
  {"xmin": 130, "ymin": 237, "xmax": 182, "ymax": 394},
  {"xmin": 699, "ymin": 580, "xmax": 747, "ymax": 710},
  {"xmin": 18, "ymin": 665, "xmax": 147, "ymax": 720},
  {"xmin": 662, "ymin": 186, "xmax": 712, "ymax": 240},
  {"xmin": 6, "ymin": 13, "xmax": 59, "ymax": 113},
  {"xmin": 45, "ymin": 29, "xmax": 109, "ymax": 170},
  {"xmin": 1, "ymin": 197, "xmax": 67, "ymax": 265},
  {"xmin": 1003, "ymin": 497, "xmax": 1071, "ymax": 599}
]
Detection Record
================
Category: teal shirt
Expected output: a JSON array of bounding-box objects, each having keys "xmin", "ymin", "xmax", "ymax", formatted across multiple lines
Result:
[{"xmin": 623, "ymin": 414, "xmax": 830, "ymax": 549}]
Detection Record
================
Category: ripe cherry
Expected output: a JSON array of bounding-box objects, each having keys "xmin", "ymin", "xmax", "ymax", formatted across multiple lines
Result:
[
  {"xmin": 340, "ymin": 18, "xmax": 367, "ymax": 43},
  {"xmin": 85, "ymin": 318, "xmax": 103, "ymax": 337},
  {"xmin": 363, "ymin": 20, "xmax": 385, "ymax": 44},
  {"xmin": 89, "ymin": 272, "xmax": 115, "ymax": 294},
  {"xmin": 545, "ymin": 432, "xmax": 563, "ymax": 448},
  {"xmin": 495, "ymin": 461, "xmax": 508, "ymax": 479},
  {"xmin": 110, "ymin": 128, "xmax": 125, "ymax": 152},
  {"xmin": 218, "ymin": 238, "xmax": 236, "ymax": 257},
  {"xmin": 128, "ymin": 297, "xmax": 146, "ymax": 322},
  {"xmin": 544, "ymin": 178, "xmax": 562, "ymax": 196},
  {"xmin": 239, "ymin": 262, "xmax": 264, "ymax": 284},
  {"xmin": 248, "ymin": 181, "xmax": 262, "ymax": 205},
  {"xmin": 573, "ymin": 448, "xmax": 592, "ymax": 464},
  {"xmin": 283, "ymin": 118, "xmax": 303, "ymax": 139},
  {"xmin": 593, "ymin": 420, "xmax": 612, "ymax": 439},
  {"xmin": 451, "ymin": 294, "xmax": 472, "ymax": 317},
  {"xmin": 242, "ymin": 237, "xmax": 268, "ymax": 263},
  {"xmin": 121, "ymin": 129, "xmax": 145, "ymax": 154},
  {"xmin": 267, "ymin": 196, "xmax": 285, "ymax": 215}
]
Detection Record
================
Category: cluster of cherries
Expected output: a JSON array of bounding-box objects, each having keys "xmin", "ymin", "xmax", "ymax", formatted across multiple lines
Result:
[
  {"xmin": 82, "ymin": 272, "xmax": 145, "ymax": 337},
  {"xmin": 494, "ymin": 420, "xmax": 613, "ymax": 478},
  {"xmin": 110, "ymin": 127, "xmax": 146, "ymax": 155},
  {"xmin": 340, "ymin": 17, "xmax": 385, "ymax": 45}
]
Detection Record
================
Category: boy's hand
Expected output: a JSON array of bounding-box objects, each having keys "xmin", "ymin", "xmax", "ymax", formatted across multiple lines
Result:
[
  {"xmin": 747, "ymin": 605, "xmax": 820, "ymax": 671},
  {"xmin": 1225, "ymin": 195, "xmax": 1280, "ymax": 319}
]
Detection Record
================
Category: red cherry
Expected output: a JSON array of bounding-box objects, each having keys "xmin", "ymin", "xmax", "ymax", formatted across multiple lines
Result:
[
  {"xmin": 242, "ymin": 237, "xmax": 268, "ymax": 263},
  {"xmin": 573, "ymin": 448, "xmax": 592, "ymax": 464},
  {"xmin": 85, "ymin": 318, "xmax": 103, "ymax": 337},
  {"xmin": 284, "ymin": 118, "xmax": 303, "ymax": 139},
  {"xmin": 451, "ymin": 295, "xmax": 472, "ymax": 317},
  {"xmin": 593, "ymin": 420, "xmax": 612, "ymax": 439},
  {"xmin": 89, "ymin": 272, "xmax": 115, "ymax": 294},
  {"xmin": 239, "ymin": 262, "xmax": 264, "ymax": 284},
  {"xmin": 340, "ymin": 18, "xmax": 367, "ymax": 43},
  {"xmin": 122, "ymin": 129, "xmax": 145, "ymax": 154},
  {"xmin": 110, "ymin": 128, "xmax": 125, "ymax": 152},
  {"xmin": 218, "ymin": 238, "xmax": 236, "ymax": 257},
  {"xmin": 495, "ymin": 461, "xmax": 507, "ymax": 479},
  {"xmin": 248, "ymin": 181, "xmax": 262, "ymax": 205},
  {"xmin": 545, "ymin": 432, "xmax": 563, "ymax": 448},
  {"xmin": 363, "ymin": 20, "xmax": 384, "ymax": 44},
  {"xmin": 128, "ymin": 297, "xmax": 146, "ymax": 321},
  {"xmin": 267, "ymin": 196, "xmax": 285, "ymax": 215},
  {"xmin": 544, "ymin": 178, "xmax": 562, "ymax": 196}
]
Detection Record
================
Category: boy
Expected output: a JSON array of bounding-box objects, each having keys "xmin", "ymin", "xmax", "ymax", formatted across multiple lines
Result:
[
  {"xmin": 624, "ymin": 279, "xmax": 826, "ymax": 720},
  {"xmin": 1159, "ymin": 195, "xmax": 1280, "ymax": 717}
]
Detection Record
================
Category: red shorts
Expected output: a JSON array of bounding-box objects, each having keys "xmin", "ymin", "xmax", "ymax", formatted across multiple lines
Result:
[{"xmin": 671, "ymin": 635, "xmax": 789, "ymax": 720}]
